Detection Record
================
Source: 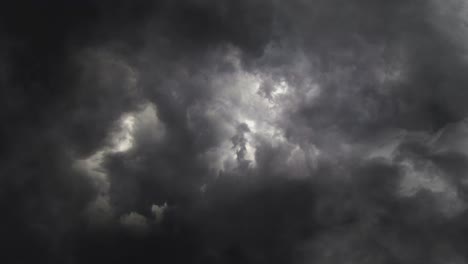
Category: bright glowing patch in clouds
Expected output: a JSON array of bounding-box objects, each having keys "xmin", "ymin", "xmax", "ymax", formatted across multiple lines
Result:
[
  {"xmin": 203, "ymin": 61, "xmax": 296, "ymax": 172},
  {"xmin": 243, "ymin": 136, "xmax": 257, "ymax": 167},
  {"xmin": 271, "ymin": 79, "xmax": 289, "ymax": 97},
  {"xmin": 112, "ymin": 115, "xmax": 136, "ymax": 153},
  {"xmin": 75, "ymin": 102, "xmax": 163, "ymax": 224}
]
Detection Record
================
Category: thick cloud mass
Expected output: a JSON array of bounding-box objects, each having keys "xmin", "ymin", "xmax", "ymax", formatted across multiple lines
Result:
[{"xmin": 2, "ymin": 0, "xmax": 468, "ymax": 263}]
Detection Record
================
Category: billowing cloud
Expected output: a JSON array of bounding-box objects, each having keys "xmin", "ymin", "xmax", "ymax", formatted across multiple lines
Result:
[{"xmin": 2, "ymin": 0, "xmax": 468, "ymax": 263}]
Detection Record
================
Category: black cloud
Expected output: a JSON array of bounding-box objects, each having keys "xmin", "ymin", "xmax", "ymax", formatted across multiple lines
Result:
[{"xmin": 2, "ymin": 1, "xmax": 468, "ymax": 263}]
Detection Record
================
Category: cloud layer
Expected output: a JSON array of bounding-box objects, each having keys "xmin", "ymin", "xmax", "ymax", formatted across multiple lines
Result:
[{"xmin": 2, "ymin": 0, "xmax": 468, "ymax": 263}]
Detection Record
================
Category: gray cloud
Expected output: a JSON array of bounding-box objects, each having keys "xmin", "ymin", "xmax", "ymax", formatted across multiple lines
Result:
[{"xmin": 2, "ymin": 0, "xmax": 468, "ymax": 263}]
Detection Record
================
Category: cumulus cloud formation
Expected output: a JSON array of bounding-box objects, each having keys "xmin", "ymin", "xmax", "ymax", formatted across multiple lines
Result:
[{"xmin": 2, "ymin": 0, "xmax": 468, "ymax": 263}]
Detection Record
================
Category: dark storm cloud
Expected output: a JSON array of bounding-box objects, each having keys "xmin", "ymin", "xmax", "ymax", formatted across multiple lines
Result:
[{"xmin": 3, "ymin": 0, "xmax": 468, "ymax": 263}]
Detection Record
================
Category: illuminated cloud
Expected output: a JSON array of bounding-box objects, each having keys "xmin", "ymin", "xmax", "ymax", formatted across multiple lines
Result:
[{"xmin": 3, "ymin": 1, "xmax": 468, "ymax": 263}]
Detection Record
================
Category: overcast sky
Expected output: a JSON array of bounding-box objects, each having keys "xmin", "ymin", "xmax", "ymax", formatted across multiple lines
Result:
[{"xmin": 2, "ymin": 0, "xmax": 468, "ymax": 263}]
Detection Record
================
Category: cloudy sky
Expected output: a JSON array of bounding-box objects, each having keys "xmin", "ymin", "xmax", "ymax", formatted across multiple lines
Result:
[{"xmin": 2, "ymin": 0, "xmax": 468, "ymax": 263}]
